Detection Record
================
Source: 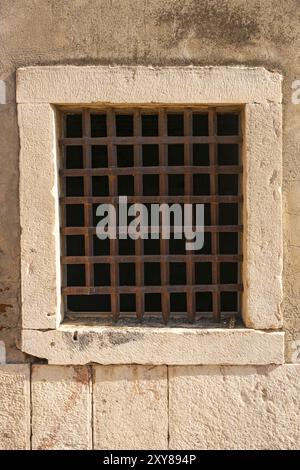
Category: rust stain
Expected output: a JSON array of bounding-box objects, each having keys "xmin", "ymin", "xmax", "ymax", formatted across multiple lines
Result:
[
  {"xmin": 37, "ymin": 389, "xmax": 79, "ymax": 450},
  {"xmin": 37, "ymin": 433, "xmax": 57, "ymax": 450},
  {"xmin": 0, "ymin": 287, "xmax": 9, "ymax": 293},
  {"xmin": 73, "ymin": 366, "xmax": 90, "ymax": 385},
  {"xmin": 0, "ymin": 304, "xmax": 12, "ymax": 314},
  {"xmin": 132, "ymin": 381, "xmax": 161, "ymax": 401}
]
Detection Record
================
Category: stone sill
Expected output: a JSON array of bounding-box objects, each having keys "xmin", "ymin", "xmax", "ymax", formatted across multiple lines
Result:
[{"xmin": 22, "ymin": 327, "xmax": 284, "ymax": 365}]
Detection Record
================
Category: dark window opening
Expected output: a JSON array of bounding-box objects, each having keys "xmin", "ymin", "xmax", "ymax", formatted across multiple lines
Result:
[
  {"xmin": 66, "ymin": 146, "xmax": 83, "ymax": 169},
  {"xmin": 193, "ymin": 144, "xmax": 210, "ymax": 166},
  {"xmin": 193, "ymin": 113, "xmax": 209, "ymax": 136},
  {"xmin": 145, "ymin": 293, "xmax": 161, "ymax": 313},
  {"xmin": 94, "ymin": 264, "xmax": 111, "ymax": 286},
  {"xmin": 91, "ymin": 114, "xmax": 107, "ymax": 137},
  {"xmin": 217, "ymin": 114, "xmax": 239, "ymax": 136},
  {"xmin": 168, "ymin": 144, "xmax": 184, "ymax": 166},
  {"xmin": 61, "ymin": 107, "xmax": 242, "ymax": 324},
  {"xmin": 144, "ymin": 263, "xmax": 161, "ymax": 286},
  {"xmin": 116, "ymin": 114, "xmax": 133, "ymax": 136},
  {"xmin": 117, "ymin": 145, "xmax": 134, "ymax": 167},
  {"xmin": 119, "ymin": 263, "xmax": 136, "ymax": 286},
  {"xmin": 167, "ymin": 113, "xmax": 184, "ymax": 136},
  {"xmin": 92, "ymin": 146, "xmax": 108, "ymax": 168},
  {"xmin": 66, "ymin": 114, "xmax": 82, "ymax": 138},
  {"xmin": 142, "ymin": 145, "xmax": 159, "ymax": 166},
  {"xmin": 142, "ymin": 114, "xmax": 159, "ymax": 136}
]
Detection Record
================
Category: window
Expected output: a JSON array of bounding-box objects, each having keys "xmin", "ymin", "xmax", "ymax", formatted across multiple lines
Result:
[
  {"xmin": 61, "ymin": 108, "xmax": 243, "ymax": 324},
  {"xmin": 18, "ymin": 66, "xmax": 283, "ymax": 364}
]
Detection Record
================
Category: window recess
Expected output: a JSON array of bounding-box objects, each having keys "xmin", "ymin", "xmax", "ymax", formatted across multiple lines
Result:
[{"xmin": 60, "ymin": 107, "xmax": 243, "ymax": 325}]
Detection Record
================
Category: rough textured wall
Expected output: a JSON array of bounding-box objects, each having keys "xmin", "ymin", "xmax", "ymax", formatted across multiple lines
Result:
[{"xmin": 0, "ymin": 0, "xmax": 300, "ymax": 361}]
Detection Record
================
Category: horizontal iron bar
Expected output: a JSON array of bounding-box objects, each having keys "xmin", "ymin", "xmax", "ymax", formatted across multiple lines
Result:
[
  {"xmin": 61, "ymin": 136, "xmax": 241, "ymax": 145},
  {"xmin": 61, "ymin": 165, "xmax": 243, "ymax": 176},
  {"xmin": 62, "ymin": 254, "xmax": 243, "ymax": 263},
  {"xmin": 62, "ymin": 225, "xmax": 243, "ymax": 235},
  {"xmin": 63, "ymin": 284, "xmax": 243, "ymax": 294},
  {"xmin": 65, "ymin": 311, "xmax": 240, "ymax": 318},
  {"xmin": 61, "ymin": 195, "xmax": 243, "ymax": 204}
]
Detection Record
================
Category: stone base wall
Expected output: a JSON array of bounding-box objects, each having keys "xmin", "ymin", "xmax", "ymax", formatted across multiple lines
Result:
[{"xmin": 1, "ymin": 364, "xmax": 299, "ymax": 450}]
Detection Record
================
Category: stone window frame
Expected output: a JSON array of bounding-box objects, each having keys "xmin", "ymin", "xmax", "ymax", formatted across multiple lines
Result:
[{"xmin": 17, "ymin": 66, "xmax": 284, "ymax": 365}]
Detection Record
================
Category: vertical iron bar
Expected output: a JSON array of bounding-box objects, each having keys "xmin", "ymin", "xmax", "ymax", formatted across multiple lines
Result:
[
  {"xmin": 184, "ymin": 109, "xmax": 195, "ymax": 322},
  {"xmin": 83, "ymin": 109, "xmax": 94, "ymax": 288},
  {"xmin": 107, "ymin": 109, "xmax": 119, "ymax": 320},
  {"xmin": 159, "ymin": 109, "xmax": 170, "ymax": 323},
  {"xmin": 209, "ymin": 108, "xmax": 220, "ymax": 321},
  {"xmin": 134, "ymin": 109, "xmax": 144, "ymax": 320}
]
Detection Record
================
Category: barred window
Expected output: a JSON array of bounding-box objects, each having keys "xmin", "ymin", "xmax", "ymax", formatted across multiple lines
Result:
[{"xmin": 60, "ymin": 107, "xmax": 243, "ymax": 325}]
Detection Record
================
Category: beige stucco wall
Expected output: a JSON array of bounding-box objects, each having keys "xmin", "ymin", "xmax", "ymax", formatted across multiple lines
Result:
[
  {"xmin": 0, "ymin": 0, "xmax": 300, "ymax": 449},
  {"xmin": 1, "ymin": 0, "xmax": 299, "ymax": 362}
]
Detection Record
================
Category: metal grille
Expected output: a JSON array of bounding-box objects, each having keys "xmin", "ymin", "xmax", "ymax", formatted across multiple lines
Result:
[{"xmin": 60, "ymin": 107, "xmax": 243, "ymax": 324}]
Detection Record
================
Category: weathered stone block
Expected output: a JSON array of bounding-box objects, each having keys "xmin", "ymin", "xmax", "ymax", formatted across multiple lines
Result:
[
  {"xmin": 32, "ymin": 365, "xmax": 92, "ymax": 450},
  {"xmin": 169, "ymin": 364, "xmax": 300, "ymax": 449},
  {"xmin": 17, "ymin": 66, "xmax": 282, "ymax": 105},
  {"xmin": 22, "ymin": 327, "xmax": 284, "ymax": 365},
  {"xmin": 93, "ymin": 365, "xmax": 168, "ymax": 449},
  {"xmin": 0, "ymin": 365, "xmax": 30, "ymax": 450}
]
